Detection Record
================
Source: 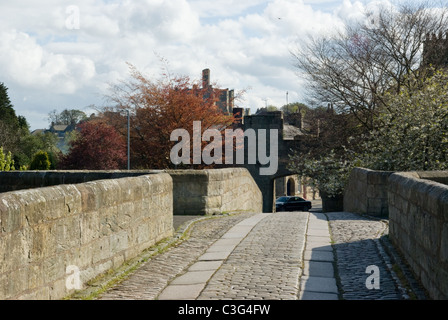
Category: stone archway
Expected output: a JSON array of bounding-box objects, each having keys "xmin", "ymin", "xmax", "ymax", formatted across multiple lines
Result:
[
  {"xmin": 240, "ymin": 111, "xmax": 304, "ymax": 212},
  {"xmin": 287, "ymin": 177, "xmax": 296, "ymax": 196}
]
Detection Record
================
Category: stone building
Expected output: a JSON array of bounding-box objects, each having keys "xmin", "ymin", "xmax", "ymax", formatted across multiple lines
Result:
[
  {"xmin": 31, "ymin": 122, "xmax": 76, "ymax": 154},
  {"xmin": 196, "ymin": 68, "xmax": 319, "ymax": 208},
  {"xmin": 274, "ymin": 121, "xmax": 320, "ymax": 200},
  {"xmin": 200, "ymin": 68, "xmax": 235, "ymax": 114},
  {"xmin": 422, "ymin": 31, "xmax": 448, "ymax": 69}
]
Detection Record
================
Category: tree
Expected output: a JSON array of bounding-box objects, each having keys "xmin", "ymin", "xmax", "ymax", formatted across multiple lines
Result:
[
  {"xmin": 360, "ymin": 70, "xmax": 448, "ymax": 171},
  {"xmin": 48, "ymin": 108, "xmax": 88, "ymax": 126},
  {"xmin": 0, "ymin": 82, "xmax": 18, "ymax": 128},
  {"xmin": 0, "ymin": 82, "xmax": 20, "ymax": 153},
  {"xmin": 104, "ymin": 64, "xmax": 235, "ymax": 169},
  {"xmin": 292, "ymin": 1, "xmax": 448, "ymax": 130},
  {"xmin": 29, "ymin": 151, "xmax": 51, "ymax": 170},
  {"xmin": 60, "ymin": 120, "xmax": 127, "ymax": 170},
  {"xmin": 288, "ymin": 107, "xmax": 362, "ymax": 200},
  {"xmin": 288, "ymin": 149, "xmax": 354, "ymax": 199},
  {"xmin": 0, "ymin": 119, "xmax": 19, "ymax": 155},
  {"xmin": 0, "ymin": 146, "xmax": 15, "ymax": 171},
  {"xmin": 288, "ymin": 2, "xmax": 448, "ymax": 212},
  {"xmin": 0, "ymin": 83, "xmax": 35, "ymax": 168}
]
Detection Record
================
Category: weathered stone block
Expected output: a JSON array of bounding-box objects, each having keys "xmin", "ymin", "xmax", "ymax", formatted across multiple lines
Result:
[
  {"xmin": 48, "ymin": 278, "xmax": 67, "ymax": 300},
  {"xmin": 110, "ymin": 231, "xmax": 128, "ymax": 254},
  {"xmin": 77, "ymin": 184, "xmax": 99, "ymax": 213},
  {"xmin": 438, "ymin": 192, "xmax": 448, "ymax": 221},
  {"xmin": 80, "ymin": 211, "xmax": 101, "ymax": 245},
  {"xmin": 205, "ymin": 195, "xmax": 222, "ymax": 209},
  {"xmin": 0, "ymin": 194, "xmax": 24, "ymax": 233},
  {"xmin": 40, "ymin": 187, "xmax": 67, "ymax": 221},
  {"xmin": 136, "ymin": 222, "xmax": 151, "ymax": 245},
  {"xmin": 4, "ymin": 267, "xmax": 28, "ymax": 299},
  {"xmin": 59, "ymin": 185, "xmax": 82, "ymax": 217},
  {"xmin": 7, "ymin": 229, "xmax": 33, "ymax": 269},
  {"xmin": 42, "ymin": 254, "xmax": 64, "ymax": 287},
  {"xmin": 29, "ymin": 224, "xmax": 50, "ymax": 261},
  {"xmin": 92, "ymin": 237, "xmax": 110, "ymax": 264},
  {"xmin": 440, "ymin": 223, "xmax": 448, "ymax": 264},
  {"xmin": 436, "ymin": 267, "xmax": 448, "ymax": 299}
]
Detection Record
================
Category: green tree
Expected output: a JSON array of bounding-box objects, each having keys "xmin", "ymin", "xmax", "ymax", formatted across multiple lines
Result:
[
  {"xmin": 360, "ymin": 70, "xmax": 448, "ymax": 171},
  {"xmin": 0, "ymin": 83, "xmax": 20, "ymax": 153},
  {"xmin": 289, "ymin": 149, "xmax": 355, "ymax": 198},
  {"xmin": 29, "ymin": 151, "xmax": 51, "ymax": 170},
  {"xmin": 266, "ymin": 105, "xmax": 278, "ymax": 112},
  {"xmin": 48, "ymin": 108, "xmax": 87, "ymax": 125},
  {"xmin": 281, "ymin": 102, "xmax": 309, "ymax": 115},
  {"xmin": 0, "ymin": 83, "xmax": 39, "ymax": 168},
  {"xmin": 0, "ymin": 82, "xmax": 19, "ymax": 128},
  {"xmin": 32, "ymin": 131, "xmax": 61, "ymax": 169},
  {"xmin": 0, "ymin": 146, "xmax": 15, "ymax": 171}
]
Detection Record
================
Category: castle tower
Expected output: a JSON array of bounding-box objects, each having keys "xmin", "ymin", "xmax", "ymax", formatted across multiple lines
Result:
[
  {"xmin": 202, "ymin": 68, "xmax": 210, "ymax": 89},
  {"xmin": 422, "ymin": 31, "xmax": 448, "ymax": 69}
]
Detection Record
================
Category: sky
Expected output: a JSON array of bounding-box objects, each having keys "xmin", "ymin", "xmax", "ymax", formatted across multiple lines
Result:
[{"xmin": 0, "ymin": 0, "xmax": 388, "ymax": 131}]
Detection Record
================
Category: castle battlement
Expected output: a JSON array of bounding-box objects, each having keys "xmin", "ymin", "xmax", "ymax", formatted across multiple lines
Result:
[{"xmin": 422, "ymin": 30, "xmax": 448, "ymax": 68}]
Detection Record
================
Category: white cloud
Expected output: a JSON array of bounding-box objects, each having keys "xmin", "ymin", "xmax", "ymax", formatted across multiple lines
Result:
[
  {"xmin": 189, "ymin": 0, "xmax": 269, "ymax": 18},
  {"xmin": 0, "ymin": 0, "xmax": 383, "ymax": 130},
  {"xmin": 0, "ymin": 30, "xmax": 96, "ymax": 93}
]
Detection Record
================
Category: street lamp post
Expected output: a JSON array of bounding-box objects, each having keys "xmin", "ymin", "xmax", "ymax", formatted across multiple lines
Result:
[{"xmin": 126, "ymin": 109, "xmax": 130, "ymax": 170}]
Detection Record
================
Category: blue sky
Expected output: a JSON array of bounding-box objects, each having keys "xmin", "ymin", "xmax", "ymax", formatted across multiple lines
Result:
[{"xmin": 0, "ymin": 0, "xmax": 388, "ymax": 130}]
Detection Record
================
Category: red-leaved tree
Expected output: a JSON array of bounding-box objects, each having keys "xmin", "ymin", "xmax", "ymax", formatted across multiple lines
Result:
[
  {"xmin": 59, "ymin": 121, "xmax": 127, "ymax": 170},
  {"xmin": 103, "ymin": 64, "xmax": 237, "ymax": 169}
]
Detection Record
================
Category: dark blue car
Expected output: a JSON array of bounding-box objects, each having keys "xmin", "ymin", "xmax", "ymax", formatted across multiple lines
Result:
[{"xmin": 276, "ymin": 196, "xmax": 312, "ymax": 212}]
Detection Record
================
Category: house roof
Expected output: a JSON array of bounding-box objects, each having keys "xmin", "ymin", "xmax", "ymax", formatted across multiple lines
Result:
[
  {"xmin": 31, "ymin": 129, "xmax": 45, "ymax": 135},
  {"xmin": 283, "ymin": 124, "xmax": 304, "ymax": 140},
  {"xmin": 52, "ymin": 125, "xmax": 70, "ymax": 131}
]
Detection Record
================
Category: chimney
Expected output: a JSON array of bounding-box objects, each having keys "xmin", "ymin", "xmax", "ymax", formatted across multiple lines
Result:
[
  {"xmin": 202, "ymin": 69, "xmax": 210, "ymax": 88},
  {"xmin": 233, "ymin": 107, "xmax": 243, "ymax": 124},
  {"xmin": 229, "ymin": 89, "xmax": 234, "ymax": 110}
]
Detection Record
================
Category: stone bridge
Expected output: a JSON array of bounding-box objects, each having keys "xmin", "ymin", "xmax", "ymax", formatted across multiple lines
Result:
[
  {"xmin": 0, "ymin": 168, "xmax": 262, "ymax": 300},
  {"xmin": 1, "ymin": 167, "xmax": 447, "ymax": 300}
]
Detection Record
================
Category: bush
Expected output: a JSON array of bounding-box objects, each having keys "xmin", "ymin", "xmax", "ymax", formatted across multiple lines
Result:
[
  {"xmin": 29, "ymin": 151, "xmax": 51, "ymax": 170},
  {"xmin": 0, "ymin": 146, "xmax": 15, "ymax": 171},
  {"xmin": 288, "ymin": 149, "xmax": 354, "ymax": 198}
]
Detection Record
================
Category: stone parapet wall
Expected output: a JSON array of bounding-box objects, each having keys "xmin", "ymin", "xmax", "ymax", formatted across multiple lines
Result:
[
  {"xmin": 169, "ymin": 168, "xmax": 263, "ymax": 215},
  {"xmin": 343, "ymin": 167, "xmax": 393, "ymax": 217},
  {"xmin": 0, "ymin": 173, "xmax": 173, "ymax": 300},
  {"xmin": 0, "ymin": 170, "xmax": 160, "ymax": 193},
  {"xmin": 388, "ymin": 172, "xmax": 448, "ymax": 300}
]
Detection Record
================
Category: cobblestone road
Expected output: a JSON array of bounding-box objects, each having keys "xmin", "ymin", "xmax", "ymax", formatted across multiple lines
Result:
[
  {"xmin": 198, "ymin": 212, "xmax": 307, "ymax": 300},
  {"xmin": 327, "ymin": 212, "xmax": 427, "ymax": 300},
  {"xmin": 98, "ymin": 212, "xmax": 257, "ymax": 300},
  {"xmin": 328, "ymin": 212, "xmax": 406, "ymax": 300},
  {"xmin": 81, "ymin": 206, "xmax": 426, "ymax": 301}
]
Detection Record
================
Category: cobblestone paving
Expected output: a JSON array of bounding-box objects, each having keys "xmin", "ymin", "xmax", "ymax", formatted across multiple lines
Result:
[
  {"xmin": 98, "ymin": 212, "xmax": 257, "ymax": 300},
  {"xmin": 93, "ymin": 209, "xmax": 426, "ymax": 301},
  {"xmin": 198, "ymin": 212, "xmax": 308, "ymax": 300},
  {"xmin": 327, "ymin": 212, "xmax": 409, "ymax": 300}
]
